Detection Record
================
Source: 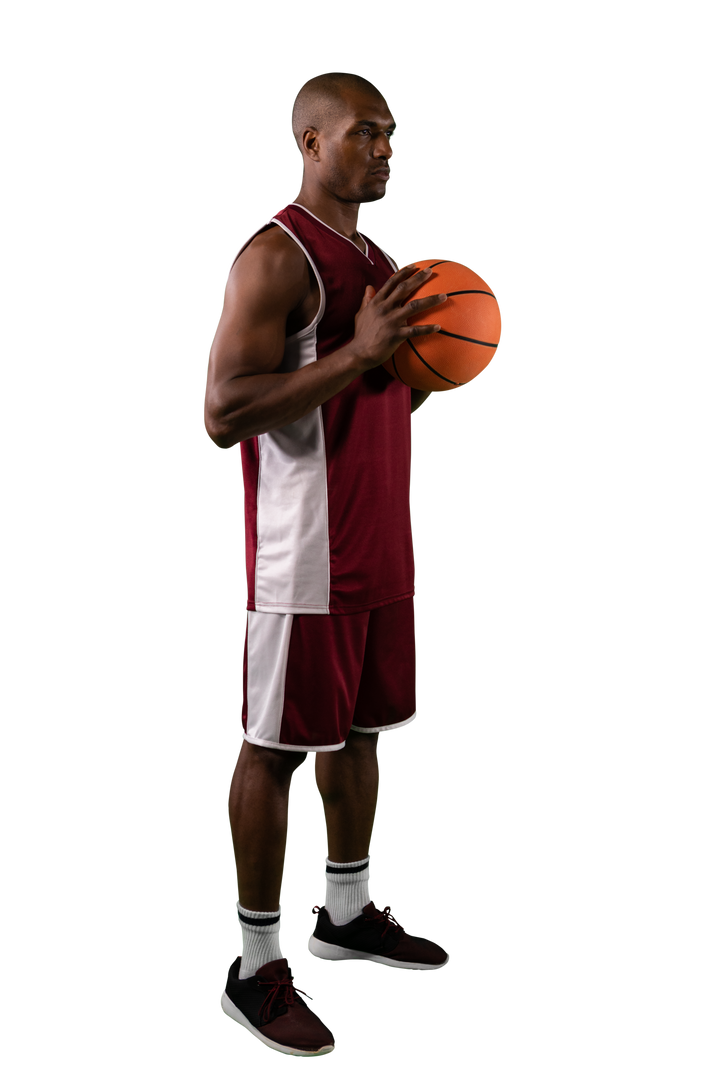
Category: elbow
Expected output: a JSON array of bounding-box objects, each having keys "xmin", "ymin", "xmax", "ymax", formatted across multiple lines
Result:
[
  {"xmin": 201, "ymin": 406, "xmax": 229, "ymax": 453},
  {"xmin": 206, "ymin": 425, "xmax": 232, "ymax": 450},
  {"xmin": 205, "ymin": 432, "xmax": 227, "ymax": 449}
]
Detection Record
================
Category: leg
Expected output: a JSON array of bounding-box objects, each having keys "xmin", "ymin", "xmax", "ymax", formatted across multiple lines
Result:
[
  {"xmin": 229, "ymin": 739, "xmax": 306, "ymax": 911},
  {"xmin": 315, "ymin": 729, "xmax": 379, "ymax": 862}
]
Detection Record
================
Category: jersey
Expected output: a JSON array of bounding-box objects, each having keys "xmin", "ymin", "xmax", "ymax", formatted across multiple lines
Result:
[{"xmin": 239, "ymin": 203, "xmax": 414, "ymax": 616}]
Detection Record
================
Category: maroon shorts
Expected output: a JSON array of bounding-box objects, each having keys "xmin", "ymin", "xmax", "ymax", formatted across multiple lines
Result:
[{"xmin": 242, "ymin": 598, "xmax": 416, "ymax": 751}]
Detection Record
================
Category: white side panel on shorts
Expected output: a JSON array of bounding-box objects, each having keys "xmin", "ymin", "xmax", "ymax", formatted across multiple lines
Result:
[{"xmin": 245, "ymin": 611, "xmax": 294, "ymax": 745}]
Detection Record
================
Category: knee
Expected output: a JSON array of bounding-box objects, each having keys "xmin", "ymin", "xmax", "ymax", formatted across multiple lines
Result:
[
  {"xmin": 250, "ymin": 743, "xmax": 307, "ymax": 777},
  {"xmin": 345, "ymin": 729, "xmax": 379, "ymax": 759}
]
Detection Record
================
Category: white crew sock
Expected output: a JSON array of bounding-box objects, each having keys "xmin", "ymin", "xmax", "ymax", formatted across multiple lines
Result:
[
  {"xmin": 237, "ymin": 903, "xmax": 282, "ymax": 978},
  {"xmin": 325, "ymin": 856, "xmax": 371, "ymax": 925}
]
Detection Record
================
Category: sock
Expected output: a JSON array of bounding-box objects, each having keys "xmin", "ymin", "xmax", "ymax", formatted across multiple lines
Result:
[
  {"xmin": 237, "ymin": 903, "xmax": 282, "ymax": 978},
  {"xmin": 325, "ymin": 856, "xmax": 371, "ymax": 925}
]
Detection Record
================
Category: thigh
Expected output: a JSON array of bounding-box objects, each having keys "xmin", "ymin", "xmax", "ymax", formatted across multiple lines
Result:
[{"xmin": 351, "ymin": 598, "xmax": 416, "ymax": 734}]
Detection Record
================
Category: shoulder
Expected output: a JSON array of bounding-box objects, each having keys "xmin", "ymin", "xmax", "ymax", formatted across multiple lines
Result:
[
  {"xmin": 231, "ymin": 223, "xmax": 308, "ymax": 284},
  {"xmin": 253, "ymin": 220, "xmax": 306, "ymax": 260}
]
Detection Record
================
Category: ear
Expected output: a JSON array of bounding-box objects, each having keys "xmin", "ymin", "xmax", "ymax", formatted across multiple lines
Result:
[{"xmin": 302, "ymin": 127, "xmax": 321, "ymax": 162}]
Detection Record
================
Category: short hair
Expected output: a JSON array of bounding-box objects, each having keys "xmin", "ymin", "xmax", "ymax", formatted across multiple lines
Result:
[{"xmin": 292, "ymin": 73, "xmax": 385, "ymax": 149}]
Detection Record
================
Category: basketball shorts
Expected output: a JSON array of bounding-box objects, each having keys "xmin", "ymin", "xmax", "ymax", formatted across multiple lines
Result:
[{"xmin": 242, "ymin": 597, "xmax": 416, "ymax": 752}]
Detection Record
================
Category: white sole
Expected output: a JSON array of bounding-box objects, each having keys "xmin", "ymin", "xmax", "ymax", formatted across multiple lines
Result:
[
  {"xmin": 220, "ymin": 992, "xmax": 334, "ymax": 1056},
  {"xmin": 308, "ymin": 934, "xmax": 449, "ymax": 970}
]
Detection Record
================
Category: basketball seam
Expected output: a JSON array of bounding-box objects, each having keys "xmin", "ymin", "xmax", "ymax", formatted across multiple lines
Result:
[
  {"xmin": 406, "ymin": 337, "xmax": 459, "ymax": 386},
  {"xmin": 437, "ymin": 329, "xmax": 499, "ymax": 348},
  {"xmin": 444, "ymin": 289, "xmax": 496, "ymax": 299},
  {"xmin": 391, "ymin": 354, "xmax": 409, "ymax": 385}
]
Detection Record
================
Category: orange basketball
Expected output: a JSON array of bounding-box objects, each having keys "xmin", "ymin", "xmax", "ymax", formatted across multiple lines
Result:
[{"xmin": 384, "ymin": 260, "xmax": 501, "ymax": 391}]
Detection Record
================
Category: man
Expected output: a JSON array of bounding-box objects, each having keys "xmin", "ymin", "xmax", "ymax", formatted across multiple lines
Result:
[{"xmin": 205, "ymin": 72, "xmax": 448, "ymax": 1057}]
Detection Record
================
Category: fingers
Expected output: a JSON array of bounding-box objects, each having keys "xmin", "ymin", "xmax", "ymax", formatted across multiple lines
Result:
[
  {"xmin": 396, "ymin": 267, "xmax": 435, "ymax": 300},
  {"xmin": 403, "ymin": 267, "xmax": 431, "ymax": 285},
  {"xmin": 374, "ymin": 264, "xmax": 432, "ymax": 302},
  {"xmin": 404, "ymin": 291, "xmax": 447, "ymax": 315}
]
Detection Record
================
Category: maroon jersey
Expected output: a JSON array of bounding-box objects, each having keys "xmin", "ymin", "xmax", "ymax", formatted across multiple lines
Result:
[{"xmin": 240, "ymin": 203, "xmax": 414, "ymax": 615}]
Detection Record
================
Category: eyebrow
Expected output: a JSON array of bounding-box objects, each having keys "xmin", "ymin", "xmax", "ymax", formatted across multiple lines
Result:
[{"xmin": 354, "ymin": 119, "xmax": 396, "ymax": 130}]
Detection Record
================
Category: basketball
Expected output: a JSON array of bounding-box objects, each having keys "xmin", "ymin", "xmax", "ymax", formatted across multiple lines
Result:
[{"xmin": 384, "ymin": 260, "xmax": 501, "ymax": 391}]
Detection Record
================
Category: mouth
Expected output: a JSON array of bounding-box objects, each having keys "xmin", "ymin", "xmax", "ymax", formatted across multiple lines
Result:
[{"xmin": 371, "ymin": 168, "xmax": 390, "ymax": 181}]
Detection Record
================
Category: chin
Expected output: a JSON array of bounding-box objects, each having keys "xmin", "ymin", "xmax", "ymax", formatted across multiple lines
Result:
[
  {"xmin": 357, "ymin": 183, "xmax": 388, "ymax": 204},
  {"xmin": 362, "ymin": 190, "xmax": 390, "ymax": 206}
]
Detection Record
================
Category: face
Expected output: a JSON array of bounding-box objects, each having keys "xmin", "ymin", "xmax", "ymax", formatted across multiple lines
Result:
[{"xmin": 313, "ymin": 91, "xmax": 395, "ymax": 204}]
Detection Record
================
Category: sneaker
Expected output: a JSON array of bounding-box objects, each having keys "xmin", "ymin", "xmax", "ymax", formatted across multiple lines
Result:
[
  {"xmin": 308, "ymin": 902, "xmax": 449, "ymax": 970},
  {"xmin": 221, "ymin": 957, "xmax": 334, "ymax": 1056}
]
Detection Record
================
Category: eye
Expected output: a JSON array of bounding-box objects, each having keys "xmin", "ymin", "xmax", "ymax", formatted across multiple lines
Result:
[{"xmin": 360, "ymin": 128, "xmax": 399, "ymax": 139}]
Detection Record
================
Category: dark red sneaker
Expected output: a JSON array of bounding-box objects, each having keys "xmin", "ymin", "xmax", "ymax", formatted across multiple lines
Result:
[
  {"xmin": 218, "ymin": 954, "xmax": 338, "ymax": 1054},
  {"xmin": 306, "ymin": 898, "xmax": 453, "ymax": 976}
]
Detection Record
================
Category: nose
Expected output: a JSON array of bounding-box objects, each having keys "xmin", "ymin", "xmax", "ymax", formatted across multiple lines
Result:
[{"xmin": 377, "ymin": 133, "xmax": 395, "ymax": 159}]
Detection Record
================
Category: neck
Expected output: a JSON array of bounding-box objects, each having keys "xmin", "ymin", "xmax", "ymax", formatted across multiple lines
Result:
[{"xmin": 291, "ymin": 189, "xmax": 362, "ymax": 244}]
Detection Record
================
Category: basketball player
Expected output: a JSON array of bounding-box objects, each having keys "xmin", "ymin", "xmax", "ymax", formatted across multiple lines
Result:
[{"xmin": 205, "ymin": 73, "xmax": 448, "ymax": 1057}]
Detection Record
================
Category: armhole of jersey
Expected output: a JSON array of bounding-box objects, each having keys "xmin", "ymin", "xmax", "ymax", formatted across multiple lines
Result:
[
  {"xmin": 229, "ymin": 223, "xmax": 276, "ymax": 271},
  {"xmin": 269, "ymin": 218, "xmax": 327, "ymax": 340},
  {"xmin": 375, "ymin": 245, "xmax": 399, "ymax": 273}
]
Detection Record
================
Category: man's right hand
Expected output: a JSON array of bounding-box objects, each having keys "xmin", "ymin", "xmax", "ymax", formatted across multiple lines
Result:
[{"xmin": 350, "ymin": 266, "xmax": 447, "ymax": 370}]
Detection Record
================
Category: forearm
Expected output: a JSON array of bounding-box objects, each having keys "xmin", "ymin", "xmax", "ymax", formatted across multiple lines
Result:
[
  {"xmin": 206, "ymin": 345, "xmax": 367, "ymax": 448},
  {"xmin": 410, "ymin": 389, "xmax": 432, "ymax": 413}
]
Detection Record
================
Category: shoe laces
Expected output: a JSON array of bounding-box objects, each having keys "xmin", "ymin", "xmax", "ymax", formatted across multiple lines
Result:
[
  {"xmin": 362, "ymin": 902, "xmax": 408, "ymax": 937},
  {"xmin": 310, "ymin": 898, "xmax": 408, "ymax": 941},
  {"xmin": 256, "ymin": 972, "xmax": 312, "ymax": 1025}
]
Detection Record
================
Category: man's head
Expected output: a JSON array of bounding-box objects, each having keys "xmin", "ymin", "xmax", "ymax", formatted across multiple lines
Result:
[{"xmin": 292, "ymin": 73, "xmax": 395, "ymax": 204}]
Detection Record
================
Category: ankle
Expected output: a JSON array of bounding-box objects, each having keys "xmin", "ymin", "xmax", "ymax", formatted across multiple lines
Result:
[{"xmin": 237, "ymin": 903, "xmax": 283, "ymax": 978}]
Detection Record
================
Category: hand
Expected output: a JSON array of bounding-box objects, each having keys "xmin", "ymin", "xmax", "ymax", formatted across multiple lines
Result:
[{"xmin": 349, "ymin": 265, "xmax": 447, "ymax": 370}]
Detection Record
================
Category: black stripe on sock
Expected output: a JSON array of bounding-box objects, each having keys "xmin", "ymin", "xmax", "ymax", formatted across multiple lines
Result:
[
  {"xmin": 326, "ymin": 860, "xmax": 370, "ymax": 875},
  {"xmin": 236, "ymin": 911, "xmax": 280, "ymax": 928}
]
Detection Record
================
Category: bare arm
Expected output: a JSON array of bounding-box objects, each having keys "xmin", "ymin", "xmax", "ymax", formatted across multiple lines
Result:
[
  {"xmin": 202, "ymin": 230, "xmax": 369, "ymax": 453},
  {"xmin": 205, "ymin": 232, "xmax": 444, "ymax": 446}
]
